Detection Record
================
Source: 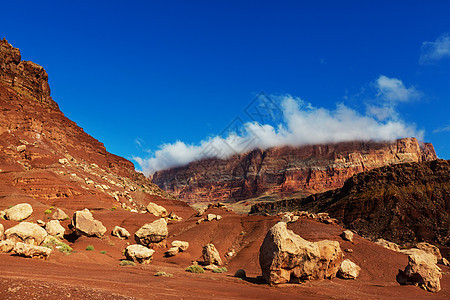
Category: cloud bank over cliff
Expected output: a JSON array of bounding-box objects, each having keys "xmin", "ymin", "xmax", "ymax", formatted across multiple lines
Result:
[{"xmin": 134, "ymin": 75, "xmax": 423, "ymax": 176}]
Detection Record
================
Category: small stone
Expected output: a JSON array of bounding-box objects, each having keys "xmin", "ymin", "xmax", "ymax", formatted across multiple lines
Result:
[
  {"xmin": 36, "ymin": 220, "xmax": 46, "ymax": 227},
  {"xmin": 340, "ymin": 230, "xmax": 354, "ymax": 242},
  {"xmin": 165, "ymin": 246, "xmax": 179, "ymax": 257},
  {"xmin": 16, "ymin": 145, "xmax": 26, "ymax": 152},
  {"xmin": 338, "ymin": 259, "xmax": 361, "ymax": 279},
  {"xmin": 172, "ymin": 240, "xmax": 189, "ymax": 252},
  {"xmin": 344, "ymin": 248, "xmax": 354, "ymax": 253},
  {"xmin": 206, "ymin": 214, "xmax": 216, "ymax": 221},
  {"xmin": 112, "ymin": 226, "xmax": 131, "ymax": 239}
]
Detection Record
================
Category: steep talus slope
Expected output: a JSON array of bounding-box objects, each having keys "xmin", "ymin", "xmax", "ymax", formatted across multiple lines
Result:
[
  {"xmin": 0, "ymin": 38, "xmax": 185, "ymax": 213},
  {"xmin": 251, "ymin": 159, "xmax": 450, "ymax": 247},
  {"xmin": 153, "ymin": 138, "xmax": 437, "ymax": 204}
]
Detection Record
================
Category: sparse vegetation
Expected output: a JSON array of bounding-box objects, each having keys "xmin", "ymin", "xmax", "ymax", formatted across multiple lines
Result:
[
  {"xmin": 110, "ymin": 206, "xmax": 117, "ymax": 211},
  {"xmin": 42, "ymin": 236, "xmax": 73, "ymax": 254},
  {"xmin": 212, "ymin": 267, "xmax": 228, "ymax": 273},
  {"xmin": 100, "ymin": 251, "xmax": 106, "ymax": 254},
  {"xmin": 240, "ymin": 231, "xmax": 246, "ymax": 235},
  {"xmin": 155, "ymin": 271, "xmax": 173, "ymax": 277},
  {"xmin": 44, "ymin": 209, "xmax": 52, "ymax": 214},
  {"xmin": 185, "ymin": 265, "xmax": 205, "ymax": 273},
  {"xmin": 85, "ymin": 245, "xmax": 95, "ymax": 251},
  {"xmin": 119, "ymin": 260, "xmax": 136, "ymax": 266}
]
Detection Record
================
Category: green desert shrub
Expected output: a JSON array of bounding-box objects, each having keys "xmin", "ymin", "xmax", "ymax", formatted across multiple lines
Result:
[
  {"xmin": 85, "ymin": 245, "xmax": 95, "ymax": 251},
  {"xmin": 119, "ymin": 260, "xmax": 136, "ymax": 266},
  {"xmin": 155, "ymin": 271, "xmax": 173, "ymax": 277},
  {"xmin": 42, "ymin": 236, "xmax": 73, "ymax": 254},
  {"xmin": 44, "ymin": 209, "xmax": 52, "ymax": 214},
  {"xmin": 185, "ymin": 265, "xmax": 205, "ymax": 274},
  {"xmin": 100, "ymin": 251, "xmax": 106, "ymax": 254},
  {"xmin": 212, "ymin": 267, "xmax": 228, "ymax": 273}
]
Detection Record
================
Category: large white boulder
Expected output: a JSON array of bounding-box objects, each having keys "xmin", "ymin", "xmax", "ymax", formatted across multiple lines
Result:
[
  {"xmin": 72, "ymin": 208, "xmax": 106, "ymax": 238},
  {"xmin": 146, "ymin": 202, "xmax": 168, "ymax": 217},
  {"xmin": 124, "ymin": 244, "xmax": 155, "ymax": 264},
  {"xmin": 338, "ymin": 259, "xmax": 361, "ymax": 279},
  {"xmin": 135, "ymin": 218, "xmax": 168, "ymax": 246},
  {"xmin": 4, "ymin": 222, "xmax": 47, "ymax": 245},
  {"xmin": 45, "ymin": 220, "xmax": 65, "ymax": 238},
  {"xmin": 13, "ymin": 242, "xmax": 52, "ymax": 259},
  {"xmin": 5, "ymin": 203, "xmax": 33, "ymax": 221},
  {"xmin": 202, "ymin": 243, "xmax": 222, "ymax": 266}
]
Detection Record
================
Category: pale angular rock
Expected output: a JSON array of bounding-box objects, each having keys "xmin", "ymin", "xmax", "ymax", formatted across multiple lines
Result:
[
  {"xmin": 125, "ymin": 244, "xmax": 155, "ymax": 264},
  {"xmin": 338, "ymin": 259, "xmax": 361, "ymax": 279},
  {"xmin": 52, "ymin": 208, "xmax": 69, "ymax": 220},
  {"xmin": 172, "ymin": 240, "xmax": 189, "ymax": 252},
  {"xmin": 215, "ymin": 215, "xmax": 222, "ymax": 221},
  {"xmin": 397, "ymin": 252, "xmax": 442, "ymax": 293},
  {"xmin": 206, "ymin": 214, "xmax": 216, "ymax": 221},
  {"xmin": 280, "ymin": 214, "xmax": 291, "ymax": 223},
  {"xmin": 375, "ymin": 238, "xmax": 400, "ymax": 252},
  {"xmin": 0, "ymin": 223, "xmax": 3, "ymax": 240},
  {"xmin": 291, "ymin": 216, "xmax": 299, "ymax": 223},
  {"xmin": 5, "ymin": 203, "xmax": 33, "ymax": 221},
  {"xmin": 16, "ymin": 145, "xmax": 26, "ymax": 152},
  {"xmin": 399, "ymin": 248, "xmax": 437, "ymax": 264},
  {"xmin": 439, "ymin": 258, "xmax": 449, "ymax": 266},
  {"xmin": 13, "ymin": 242, "xmax": 52, "ymax": 259},
  {"xmin": 415, "ymin": 242, "xmax": 442, "ymax": 261},
  {"xmin": 72, "ymin": 208, "xmax": 106, "ymax": 238},
  {"xmin": 165, "ymin": 246, "xmax": 179, "ymax": 257},
  {"xmin": 135, "ymin": 218, "xmax": 168, "ymax": 246},
  {"xmin": 202, "ymin": 243, "xmax": 222, "ymax": 266},
  {"xmin": 203, "ymin": 264, "xmax": 218, "ymax": 271},
  {"xmin": 36, "ymin": 220, "xmax": 45, "ymax": 227},
  {"xmin": 112, "ymin": 226, "xmax": 130, "ymax": 239},
  {"xmin": 340, "ymin": 230, "xmax": 354, "ymax": 242},
  {"xmin": 45, "ymin": 220, "xmax": 65, "ymax": 238},
  {"xmin": 259, "ymin": 222, "xmax": 343, "ymax": 285},
  {"xmin": 0, "ymin": 210, "xmax": 6, "ymax": 219},
  {"xmin": 0, "ymin": 240, "xmax": 15, "ymax": 253},
  {"xmin": 146, "ymin": 202, "xmax": 168, "ymax": 217},
  {"xmin": 4, "ymin": 222, "xmax": 47, "ymax": 245}
]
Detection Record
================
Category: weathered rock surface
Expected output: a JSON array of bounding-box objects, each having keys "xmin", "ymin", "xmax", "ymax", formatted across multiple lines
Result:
[
  {"xmin": 375, "ymin": 238, "xmax": 400, "ymax": 252},
  {"xmin": 397, "ymin": 251, "xmax": 442, "ymax": 293},
  {"xmin": 202, "ymin": 243, "xmax": 222, "ymax": 266},
  {"xmin": 0, "ymin": 223, "xmax": 3, "ymax": 240},
  {"xmin": 52, "ymin": 208, "xmax": 69, "ymax": 221},
  {"xmin": 135, "ymin": 218, "xmax": 168, "ymax": 246},
  {"xmin": 4, "ymin": 222, "xmax": 47, "ymax": 245},
  {"xmin": 399, "ymin": 248, "xmax": 438, "ymax": 264},
  {"xmin": 338, "ymin": 259, "xmax": 361, "ymax": 279},
  {"xmin": 13, "ymin": 242, "xmax": 52, "ymax": 259},
  {"xmin": 5, "ymin": 203, "xmax": 33, "ymax": 221},
  {"xmin": 414, "ymin": 242, "xmax": 442, "ymax": 261},
  {"xmin": 153, "ymin": 138, "xmax": 436, "ymax": 204},
  {"xmin": 45, "ymin": 220, "xmax": 65, "ymax": 238},
  {"xmin": 146, "ymin": 202, "xmax": 168, "ymax": 217},
  {"xmin": 252, "ymin": 160, "xmax": 450, "ymax": 247},
  {"xmin": 124, "ymin": 244, "xmax": 155, "ymax": 264},
  {"xmin": 340, "ymin": 230, "xmax": 354, "ymax": 242},
  {"xmin": 112, "ymin": 226, "xmax": 131, "ymax": 239},
  {"xmin": 72, "ymin": 209, "xmax": 106, "ymax": 238},
  {"xmin": 259, "ymin": 222, "xmax": 343, "ymax": 285},
  {"xmin": 206, "ymin": 214, "xmax": 216, "ymax": 221},
  {"xmin": 165, "ymin": 247, "xmax": 179, "ymax": 257},
  {"xmin": 0, "ymin": 240, "xmax": 15, "ymax": 253},
  {"xmin": 172, "ymin": 240, "xmax": 189, "ymax": 252}
]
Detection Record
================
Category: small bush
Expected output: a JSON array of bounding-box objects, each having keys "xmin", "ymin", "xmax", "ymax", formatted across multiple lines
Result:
[
  {"xmin": 85, "ymin": 245, "xmax": 95, "ymax": 251},
  {"xmin": 212, "ymin": 267, "xmax": 228, "ymax": 273},
  {"xmin": 49, "ymin": 206, "xmax": 55, "ymax": 210},
  {"xmin": 155, "ymin": 271, "xmax": 173, "ymax": 277},
  {"xmin": 42, "ymin": 236, "xmax": 73, "ymax": 254},
  {"xmin": 100, "ymin": 251, "xmax": 106, "ymax": 254},
  {"xmin": 44, "ymin": 209, "xmax": 52, "ymax": 214},
  {"xmin": 119, "ymin": 260, "xmax": 136, "ymax": 266},
  {"xmin": 110, "ymin": 206, "xmax": 117, "ymax": 211},
  {"xmin": 185, "ymin": 265, "xmax": 204, "ymax": 274}
]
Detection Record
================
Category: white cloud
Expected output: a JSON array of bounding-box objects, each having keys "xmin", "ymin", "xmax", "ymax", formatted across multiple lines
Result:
[
  {"xmin": 375, "ymin": 75, "xmax": 420, "ymax": 103},
  {"xmin": 135, "ymin": 92, "xmax": 423, "ymax": 176},
  {"xmin": 433, "ymin": 125, "xmax": 450, "ymax": 133},
  {"xmin": 420, "ymin": 33, "xmax": 450, "ymax": 64}
]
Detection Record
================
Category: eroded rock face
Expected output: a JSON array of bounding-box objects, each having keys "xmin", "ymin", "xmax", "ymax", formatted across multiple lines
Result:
[
  {"xmin": 72, "ymin": 209, "xmax": 106, "ymax": 238},
  {"xmin": 124, "ymin": 244, "xmax": 155, "ymax": 264},
  {"xmin": 5, "ymin": 203, "xmax": 33, "ymax": 221},
  {"xmin": 146, "ymin": 202, "xmax": 167, "ymax": 217},
  {"xmin": 0, "ymin": 240, "xmax": 15, "ymax": 253},
  {"xmin": 259, "ymin": 222, "xmax": 343, "ymax": 285},
  {"xmin": 45, "ymin": 220, "xmax": 65, "ymax": 238},
  {"xmin": 112, "ymin": 226, "xmax": 130, "ymax": 239},
  {"xmin": 338, "ymin": 259, "xmax": 361, "ymax": 279},
  {"xmin": 135, "ymin": 218, "xmax": 168, "ymax": 246},
  {"xmin": 4, "ymin": 222, "xmax": 47, "ymax": 245},
  {"xmin": 414, "ymin": 242, "xmax": 442, "ymax": 261},
  {"xmin": 13, "ymin": 242, "xmax": 52, "ymax": 259},
  {"xmin": 375, "ymin": 238, "xmax": 400, "ymax": 252},
  {"xmin": 397, "ymin": 251, "xmax": 442, "ymax": 293},
  {"xmin": 172, "ymin": 240, "xmax": 189, "ymax": 252},
  {"xmin": 202, "ymin": 243, "xmax": 222, "ymax": 266},
  {"xmin": 153, "ymin": 138, "xmax": 436, "ymax": 204}
]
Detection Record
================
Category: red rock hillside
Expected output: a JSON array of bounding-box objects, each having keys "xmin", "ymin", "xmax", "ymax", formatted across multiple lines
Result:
[
  {"xmin": 152, "ymin": 138, "xmax": 437, "ymax": 204},
  {"xmin": 0, "ymin": 38, "xmax": 185, "ymax": 214}
]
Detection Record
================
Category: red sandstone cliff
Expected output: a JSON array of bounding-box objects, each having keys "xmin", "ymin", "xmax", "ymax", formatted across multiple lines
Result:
[
  {"xmin": 152, "ymin": 138, "xmax": 437, "ymax": 204},
  {"xmin": 0, "ymin": 38, "xmax": 178, "ymax": 212}
]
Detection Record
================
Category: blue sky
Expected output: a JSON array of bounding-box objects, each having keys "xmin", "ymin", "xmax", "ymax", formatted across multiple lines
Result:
[{"xmin": 1, "ymin": 1, "xmax": 449, "ymax": 174}]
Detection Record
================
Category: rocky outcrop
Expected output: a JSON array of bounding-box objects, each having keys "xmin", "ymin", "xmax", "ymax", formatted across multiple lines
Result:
[
  {"xmin": 397, "ymin": 251, "xmax": 442, "ymax": 293},
  {"xmin": 202, "ymin": 243, "xmax": 222, "ymax": 266},
  {"xmin": 5, "ymin": 203, "xmax": 33, "ymax": 221},
  {"xmin": 124, "ymin": 244, "xmax": 155, "ymax": 264},
  {"xmin": 375, "ymin": 238, "xmax": 400, "ymax": 252},
  {"xmin": 112, "ymin": 226, "xmax": 130, "ymax": 239},
  {"xmin": 259, "ymin": 222, "xmax": 343, "ymax": 285},
  {"xmin": 72, "ymin": 209, "xmax": 106, "ymax": 238},
  {"xmin": 4, "ymin": 222, "xmax": 47, "ymax": 245},
  {"xmin": 153, "ymin": 138, "xmax": 437, "ymax": 204},
  {"xmin": 135, "ymin": 218, "xmax": 168, "ymax": 246},
  {"xmin": 146, "ymin": 202, "xmax": 167, "ymax": 217},
  {"xmin": 252, "ymin": 160, "xmax": 450, "ymax": 247},
  {"xmin": 13, "ymin": 242, "xmax": 52, "ymax": 259},
  {"xmin": 338, "ymin": 259, "xmax": 361, "ymax": 279},
  {"xmin": 45, "ymin": 220, "xmax": 65, "ymax": 238},
  {"xmin": 414, "ymin": 242, "xmax": 442, "ymax": 261}
]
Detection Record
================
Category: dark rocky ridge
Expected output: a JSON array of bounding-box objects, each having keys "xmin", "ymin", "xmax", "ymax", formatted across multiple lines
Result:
[{"xmin": 251, "ymin": 159, "xmax": 450, "ymax": 247}]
